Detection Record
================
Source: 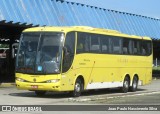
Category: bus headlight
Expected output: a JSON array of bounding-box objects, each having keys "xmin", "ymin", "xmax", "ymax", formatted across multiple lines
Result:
[
  {"xmin": 46, "ymin": 79, "xmax": 60, "ymax": 83},
  {"xmin": 16, "ymin": 78, "xmax": 25, "ymax": 82}
]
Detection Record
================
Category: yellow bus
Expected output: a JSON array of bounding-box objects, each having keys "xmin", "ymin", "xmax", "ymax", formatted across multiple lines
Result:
[{"xmin": 15, "ymin": 26, "xmax": 152, "ymax": 97}]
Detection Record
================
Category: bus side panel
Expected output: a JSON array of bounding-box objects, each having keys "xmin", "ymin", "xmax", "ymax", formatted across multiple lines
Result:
[
  {"xmin": 145, "ymin": 68, "xmax": 152, "ymax": 85},
  {"xmin": 63, "ymin": 53, "xmax": 152, "ymax": 91},
  {"xmin": 60, "ymin": 54, "xmax": 93, "ymax": 91},
  {"xmin": 84, "ymin": 54, "xmax": 124, "ymax": 89}
]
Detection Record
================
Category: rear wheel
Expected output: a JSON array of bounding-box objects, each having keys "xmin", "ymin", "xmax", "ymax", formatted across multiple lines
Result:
[
  {"xmin": 121, "ymin": 76, "xmax": 130, "ymax": 93},
  {"xmin": 70, "ymin": 78, "xmax": 83, "ymax": 97},
  {"xmin": 35, "ymin": 91, "xmax": 46, "ymax": 96},
  {"xmin": 130, "ymin": 76, "xmax": 138, "ymax": 92}
]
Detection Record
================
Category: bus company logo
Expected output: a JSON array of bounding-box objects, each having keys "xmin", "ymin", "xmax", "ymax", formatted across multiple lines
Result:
[
  {"xmin": 2, "ymin": 106, "xmax": 12, "ymax": 111},
  {"xmin": 33, "ymin": 78, "xmax": 36, "ymax": 82}
]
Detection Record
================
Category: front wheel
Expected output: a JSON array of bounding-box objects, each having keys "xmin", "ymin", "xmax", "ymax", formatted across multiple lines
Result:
[
  {"xmin": 121, "ymin": 76, "xmax": 130, "ymax": 93},
  {"xmin": 70, "ymin": 78, "xmax": 83, "ymax": 97}
]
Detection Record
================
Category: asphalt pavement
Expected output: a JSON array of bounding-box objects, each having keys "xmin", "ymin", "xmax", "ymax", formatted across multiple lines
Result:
[{"xmin": 0, "ymin": 79, "xmax": 160, "ymax": 114}]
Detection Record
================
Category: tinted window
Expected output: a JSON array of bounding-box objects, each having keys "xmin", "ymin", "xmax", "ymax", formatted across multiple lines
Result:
[
  {"xmin": 141, "ymin": 41, "xmax": 152, "ymax": 56},
  {"xmin": 62, "ymin": 32, "xmax": 75, "ymax": 73},
  {"xmin": 147, "ymin": 41, "xmax": 152, "ymax": 55},
  {"xmin": 77, "ymin": 32, "xmax": 90, "ymax": 53},
  {"xmin": 90, "ymin": 35, "xmax": 100, "ymax": 52},
  {"xmin": 100, "ymin": 35, "xmax": 110, "ymax": 53},
  {"xmin": 122, "ymin": 38, "xmax": 132, "ymax": 54},
  {"xmin": 111, "ymin": 37, "xmax": 122, "ymax": 54},
  {"xmin": 133, "ymin": 40, "xmax": 141, "ymax": 55},
  {"xmin": 76, "ymin": 32, "xmax": 152, "ymax": 56}
]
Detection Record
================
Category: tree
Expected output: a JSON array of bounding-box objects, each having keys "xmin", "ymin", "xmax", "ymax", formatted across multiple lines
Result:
[{"xmin": 0, "ymin": 44, "xmax": 9, "ymax": 48}]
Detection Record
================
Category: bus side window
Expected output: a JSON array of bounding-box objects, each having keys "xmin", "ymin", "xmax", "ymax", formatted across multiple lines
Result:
[
  {"xmin": 111, "ymin": 37, "xmax": 122, "ymax": 54},
  {"xmin": 142, "ymin": 47, "xmax": 146, "ymax": 55},
  {"xmin": 147, "ymin": 41, "xmax": 152, "ymax": 55},
  {"xmin": 122, "ymin": 38, "xmax": 132, "ymax": 55},
  {"xmin": 101, "ymin": 35, "xmax": 109, "ymax": 53},
  {"xmin": 123, "ymin": 39, "xmax": 128, "ymax": 54},
  {"xmin": 77, "ymin": 43, "xmax": 83, "ymax": 52},
  {"xmin": 133, "ymin": 40, "xmax": 141, "ymax": 55},
  {"xmin": 77, "ymin": 33, "xmax": 84, "ymax": 53},
  {"xmin": 141, "ymin": 41, "xmax": 152, "ymax": 56},
  {"xmin": 90, "ymin": 34, "xmax": 100, "ymax": 53},
  {"xmin": 77, "ymin": 32, "xmax": 90, "ymax": 53},
  {"xmin": 62, "ymin": 32, "xmax": 75, "ymax": 73}
]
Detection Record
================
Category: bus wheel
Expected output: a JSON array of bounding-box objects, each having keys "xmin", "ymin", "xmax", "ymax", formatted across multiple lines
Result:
[
  {"xmin": 35, "ymin": 91, "xmax": 46, "ymax": 96},
  {"xmin": 121, "ymin": 76, "xmax": 130, "ymax": 93},
  {"xmin": 130, "ymin": 76, "xmax": 138, "ymax": 92},
  {"xmin": 71, "ymin": 78, "xmax": 83, "ymax": 97}
]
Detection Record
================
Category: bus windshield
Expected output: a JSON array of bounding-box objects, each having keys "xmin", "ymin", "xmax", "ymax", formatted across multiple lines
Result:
[{"xmin": 16, "ymin": 32, "xmax": 64, "ymax": 74}]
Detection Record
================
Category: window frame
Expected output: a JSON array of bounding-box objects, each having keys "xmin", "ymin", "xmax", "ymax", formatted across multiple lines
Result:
[{"xmin": 76, "ymin": 32, "xmax": 152, "ymax": 56}]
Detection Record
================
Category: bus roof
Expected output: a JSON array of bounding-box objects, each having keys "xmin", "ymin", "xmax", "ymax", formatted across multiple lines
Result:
[{"xmin": 23, "ymin": 26, "xmax": 151, "ymax": 40}]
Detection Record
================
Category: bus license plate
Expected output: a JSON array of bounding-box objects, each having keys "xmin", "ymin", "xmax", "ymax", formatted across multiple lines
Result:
[{"xmin": 31, "ymin": 85, "xmax": 38, "ymax": 89}]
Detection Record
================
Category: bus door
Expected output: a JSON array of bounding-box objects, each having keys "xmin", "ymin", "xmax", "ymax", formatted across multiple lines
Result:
[{"xmin": 61, "ymin": 32, "xmax": 76, "ymax": 91}]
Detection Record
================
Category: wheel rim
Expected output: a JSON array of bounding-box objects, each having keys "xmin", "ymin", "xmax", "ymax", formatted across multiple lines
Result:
[
  {"xmin": 124, "ymin": 80, "xmax": 129, "ymax": 89},
  {"xmin": 133, "ymin": 78, "xmax": 137, "ymax": 89},
  {"xmin": 75, "ymin": 83, "xmax": 81, "ymax": 92}
]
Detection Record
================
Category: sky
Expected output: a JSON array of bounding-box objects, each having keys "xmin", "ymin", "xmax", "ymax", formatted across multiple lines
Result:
[{"xmin": 66, "ymin": 0, "xmax": 160, "ymax": 19}]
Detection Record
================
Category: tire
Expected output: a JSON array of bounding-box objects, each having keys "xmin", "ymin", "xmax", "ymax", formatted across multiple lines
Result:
[
  {"xmin": 70, "ymin": 78, "xmax": 83, "ymax": 97},
  {"xmin": 130, "ymin": 76, "xmax": 138, "ymax": 92},
  {"xmin": 35, "ymin": 91, "xmax": 46, "ymax": 96},
  {"xmin": 121, "ymin": 76, "xmax": 130, "ymax": 93}
]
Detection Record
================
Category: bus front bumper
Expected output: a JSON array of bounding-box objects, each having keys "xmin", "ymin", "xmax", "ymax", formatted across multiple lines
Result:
[{"xmin": 16, "ymin": 81, "xmax": 61, "ymax": 92}]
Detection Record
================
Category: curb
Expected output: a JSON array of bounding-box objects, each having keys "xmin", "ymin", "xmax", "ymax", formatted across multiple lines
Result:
[
  {"xmin": 0, "ymin": 83, "xmax": 16, "ymax": 87},
  {"xmin": 152, "ymin": 77, "xmax": 160, "ymax": 80},
  {"xmin": 68, "ymin": 91, "xmax": 160, "ymax": 102}
]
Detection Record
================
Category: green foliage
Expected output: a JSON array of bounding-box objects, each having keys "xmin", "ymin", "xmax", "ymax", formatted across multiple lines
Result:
[
  {"xmin": 153, "ymin": 66, "xmax": 160, "ymax": 75},
  {"xmin": 0, "ymin": 44, "xmax": 9, "ymax": 48},
  {"xmin": 153, "ymin": 66, "xmax": 160, "ymax": 71}
]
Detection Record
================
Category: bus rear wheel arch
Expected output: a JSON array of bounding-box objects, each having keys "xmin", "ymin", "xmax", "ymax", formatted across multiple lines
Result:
[
  {"xmin": 121, "ymin": 75, "xmax": 130, "ymax": 93},
  {"xmin": 130, "ymin": 75, "xmax": 139, "ymax": 92},
  {"xmin": 70, "ymin": 76, "xmax": 84, "ymax": 97}
]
